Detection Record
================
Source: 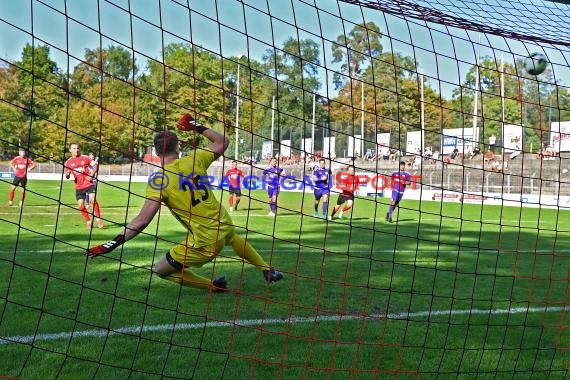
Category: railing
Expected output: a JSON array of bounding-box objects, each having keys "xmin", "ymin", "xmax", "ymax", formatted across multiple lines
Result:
[
  {"xmin": 1, "ymin": 160, "xmax": 568, "ymax": 195},
  {"xmin": 423, "ymin": 171, "xmax": 567, "ymax": 196},
  {"xmin": 0, "ymin": 162, "xmax": 159, "ymax": 177}
]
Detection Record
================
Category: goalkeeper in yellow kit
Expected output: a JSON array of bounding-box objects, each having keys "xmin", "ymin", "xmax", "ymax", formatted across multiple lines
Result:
[{"xmin": 87, "ymin": 114, "xmax": 283, "ymax": 291}]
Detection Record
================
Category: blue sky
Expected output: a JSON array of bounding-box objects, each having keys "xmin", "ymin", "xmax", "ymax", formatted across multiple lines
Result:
[{"xmin": 0, "ymin": 0, "xmax": 568, "ymax": 99}]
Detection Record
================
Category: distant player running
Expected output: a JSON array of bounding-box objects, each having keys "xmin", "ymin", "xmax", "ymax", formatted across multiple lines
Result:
[
  {"xmin": 262, "ymin": 157, "xmax": 285, "ymax": 216},
  {"xmin": 225, "ymin": 160, "xmax": 244, "ymax": 212},
  {"xmin": 312, "ymin": 158, "xmax": 332, "ymax": 219},
  {"xmin": 7, "ymin": 148, "xmax": 36, "ymax": 208},
  {"xmin": 386, "ymin": 161, "xmax": 412, "ymax": 223},
  {"xmin": 87, "ymin": 114, "xmax": 283, "ymax": 291},
  {"xmin": 64, "ymin": 143, "xmax": 104, "ymax": 229},
  {"xmin": 330, "ymin": 166, "xmax": 357, "ymax": 220}
]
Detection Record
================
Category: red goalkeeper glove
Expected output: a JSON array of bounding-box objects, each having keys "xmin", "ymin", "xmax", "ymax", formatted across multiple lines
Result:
[
  {"xmin": 86, "ymin": 234, "xmax": 125, "ymax": 258},
  {"xmin": 177, "ymin": 114, "xmax": 207, "ymax": 133}
]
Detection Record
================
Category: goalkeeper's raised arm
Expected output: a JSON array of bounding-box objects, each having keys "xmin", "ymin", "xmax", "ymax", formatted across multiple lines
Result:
[{"xmin": 177, "ymin": 113, "xmax": 229, "ymax": 159}]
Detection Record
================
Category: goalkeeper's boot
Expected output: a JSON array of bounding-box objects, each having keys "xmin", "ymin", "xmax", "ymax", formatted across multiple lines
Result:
[
  {"xmin": 264, "ymin": 268, "xmax": 284, "ymax": 283},
  {"xmin": 212, "ymin": 277, "xmax": 229, "ymax": 292}
]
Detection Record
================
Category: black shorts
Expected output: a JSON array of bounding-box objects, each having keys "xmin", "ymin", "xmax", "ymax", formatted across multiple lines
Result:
[
  {"xmin": 166, "ymin": 251, "xmax": 184, "ymax": 270},
  {"xmin": 228, "ymin": 188, "xmax": 242, "ymax": 197},
  {"xmin": 75, "ymin": 185, "xmax": 96, "ymax": 200},
  {"xmin": 12, "ymin": 176, "xmax": 27, "ymax": 188},
  {"xmin": 336, "ymin": 193, "xmax": 354, "ymax": 205}
]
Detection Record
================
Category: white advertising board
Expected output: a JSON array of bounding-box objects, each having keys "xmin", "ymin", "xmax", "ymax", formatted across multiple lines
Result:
[
  {"xmin": 406, "ymin": 131, "xmax": 422, "ymax": 155},
  {"xmin": 376, "ymin": 133, "xmax": 390, "ymax": 147},
  {"xmin": 323, "ymin": 137, "xmax": 336, "ymax": 158},
  {"xmin": 347, "ymin": 135, "xmax": 362, "ymax": 157},
  {"xmin": 262, "ymin": 141, "xmax": 273, "ymax": 159},
  {"xmin": 280, "ymin": 139, "xmax": 291, "ymax": 159},
  {"xmin": 301, "ymin": 138, "xmax": 313, "ymax": 154},
  {"xmin": 441, "ymin": 128, "xmax": 475, "ymax": 154},
  {"xmin": 550, "ymin": 121, "xmax": 570, "ymax": 152},
  {"xmin": 502, "ymin": 124, "xmax": 523, "ymax": 153}
]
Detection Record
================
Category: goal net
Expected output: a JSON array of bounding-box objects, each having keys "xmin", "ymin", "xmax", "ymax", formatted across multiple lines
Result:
[{"xmin": 0, "ymin": 0, "xmax": 568, "ymax": 378}]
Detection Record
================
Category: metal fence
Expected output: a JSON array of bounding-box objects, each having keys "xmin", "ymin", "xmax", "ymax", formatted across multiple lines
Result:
[
  {"xmin": 1, "ymin": 159, "xmax": 568, "ymax": 196},
  {"xmin": 423, "ymin": 170, "xmax": 567, "ymax": 196}
]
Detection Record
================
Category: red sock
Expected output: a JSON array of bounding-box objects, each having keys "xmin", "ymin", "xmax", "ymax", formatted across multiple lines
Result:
[
  {"xmin": 9, "ymin": 189, "xmax": 15, "ymax": 202},
  {"xmin": 342, "ymin": 206, "xmax": 351, "ymax": 212},
  {"xmin": 331, "ymin": 205, "xmax": 339, "ymax": 216},
  {"xmin": 236, "ymin": 197, "xmax": 240, "ymax": 205},
  {"xmin": 93, "ymin": 201, "xmax": 101, "ymax": 218},
  {"xmin": 79, "ymin": 204, "xmax": 90, "ymax": 221},
  {"xmin": 229, "ymin": 194, "xmax": 234, "ymax": 207}
]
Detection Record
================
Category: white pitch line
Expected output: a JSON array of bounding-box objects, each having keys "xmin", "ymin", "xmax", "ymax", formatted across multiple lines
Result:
[
  {"xmin": 0, "ymin": 306, "xmax": 564, "ymax": 346},
  {"xmin": 1, "ymin": 249, "xmax": 569, "ymax": 255},
  {"xmin": 370, "ymin": 217, "xmax": 570, "ymax": 223}
]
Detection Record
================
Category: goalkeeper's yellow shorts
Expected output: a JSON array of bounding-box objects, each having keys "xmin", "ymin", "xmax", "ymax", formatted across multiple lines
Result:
[{"xmin": 166, "ymin": 231, "xmax": 235, "ymax": 269}]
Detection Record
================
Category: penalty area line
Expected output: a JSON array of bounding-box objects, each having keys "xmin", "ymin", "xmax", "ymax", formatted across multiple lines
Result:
[
  {"xmin": 1, "ymin": 248, "xmax": 569, "ymax": 255},
  {"xmin": 0, "ymin": 305, "xmax": 565, "ymax": 346}
]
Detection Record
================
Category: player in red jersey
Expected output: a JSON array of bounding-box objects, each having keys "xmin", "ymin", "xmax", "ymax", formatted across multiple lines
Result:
[
  {"xmin": 225, "ymin": 160, "xmax": 244, "ymax": 212},
  {"xmin": 64, "ymin": 143, "xmax": 104, "ymax": 229},
  {"xmin": 330, "ymin": 166, "xmax": 358, "ymax": 220},
  {"xmin": 7, "ymin": 148, "xmax": 36, "ymax": 207}
]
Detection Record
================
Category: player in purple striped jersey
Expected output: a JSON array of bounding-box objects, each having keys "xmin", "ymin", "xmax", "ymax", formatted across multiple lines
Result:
[
  {"xmin": 262, "ymin": 157, "xmax": 285, "ymax": 216},
  {"xmin": 386, "ymin": 161, "xmax": 412, "ymax": 223},
  {"xmin": 84, "ymin": 152, "xmax": 98, "ymax": 209},
  {"xmin": 312, "ymin": 158, "xmax": 332, "ymax": 219}
]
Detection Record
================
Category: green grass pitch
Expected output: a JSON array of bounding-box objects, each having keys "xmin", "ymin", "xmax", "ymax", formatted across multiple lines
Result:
[{"xmin": 0, "ymin": 179, "xmax": 568, "ymax": 379}]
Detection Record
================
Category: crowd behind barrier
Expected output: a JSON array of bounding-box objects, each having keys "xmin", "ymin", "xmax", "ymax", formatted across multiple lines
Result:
[{"xmin": 0, "ymin": 151, "xmax": 568, "ymax": 196}]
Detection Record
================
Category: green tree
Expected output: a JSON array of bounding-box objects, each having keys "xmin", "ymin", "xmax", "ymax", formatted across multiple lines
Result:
[
  {"xmin": 71, "ymin": 46, "xmax": 137, "ymax": 95},
  {"xmin": 137, "ymin": 43, "xmax": 230, "ymax": 156},
  {"xmin": 65, "ymin": 46, "xmax": 145, "ymax": 161},
  {"xmin": 16, "ymin": 44, "xmax": 66, "ymax": 121},
  {"xmin": 0, "ymin": 63, "xmax": 27, "ymax": 150},
  {"xmin": 328, "ymin": 50, "xmax": 455, "ymax": 152},
  {"xmin": 456, "ymin": 56, "xmax": 560, "ymax": 151},
  {"xmin": 225, "ymin": 57, "xmax": 280, "ymax": 157},
  {"xmin": 3, "ymin": 44, "xmax": 67, "ymax": 159},
  {"xmin": 261, "ymin": 37, "xmax": 323, "ymax": 154},
  {"xmin": 17, "ymin": 44, "xmax": 60, "ymax": 90},
  {"xmin": 548, "ymin": 86, "xmax": 570, "ymax": 123},
  {"xmin": 142, "ymin": 43, "xmax": 226, "ymax": 126},
  {"xmin": 516, "ymin": 59, "xmax": 558, "ymax": 149},
  {"xmin": 331, "ymin": 22, "xmax": 383, "ymax": 90}
]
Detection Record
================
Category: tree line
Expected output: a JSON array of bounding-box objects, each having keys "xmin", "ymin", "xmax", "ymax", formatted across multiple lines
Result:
[{"xmin": 1, "ymin": 22, "xmax": 568, "ymax": 163}]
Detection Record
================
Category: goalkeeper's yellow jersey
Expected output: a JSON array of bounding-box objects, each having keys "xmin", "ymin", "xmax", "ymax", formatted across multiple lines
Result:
[{"xmin": 146, "ymin": 149, "xmax": 234, "ymax": 248}]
